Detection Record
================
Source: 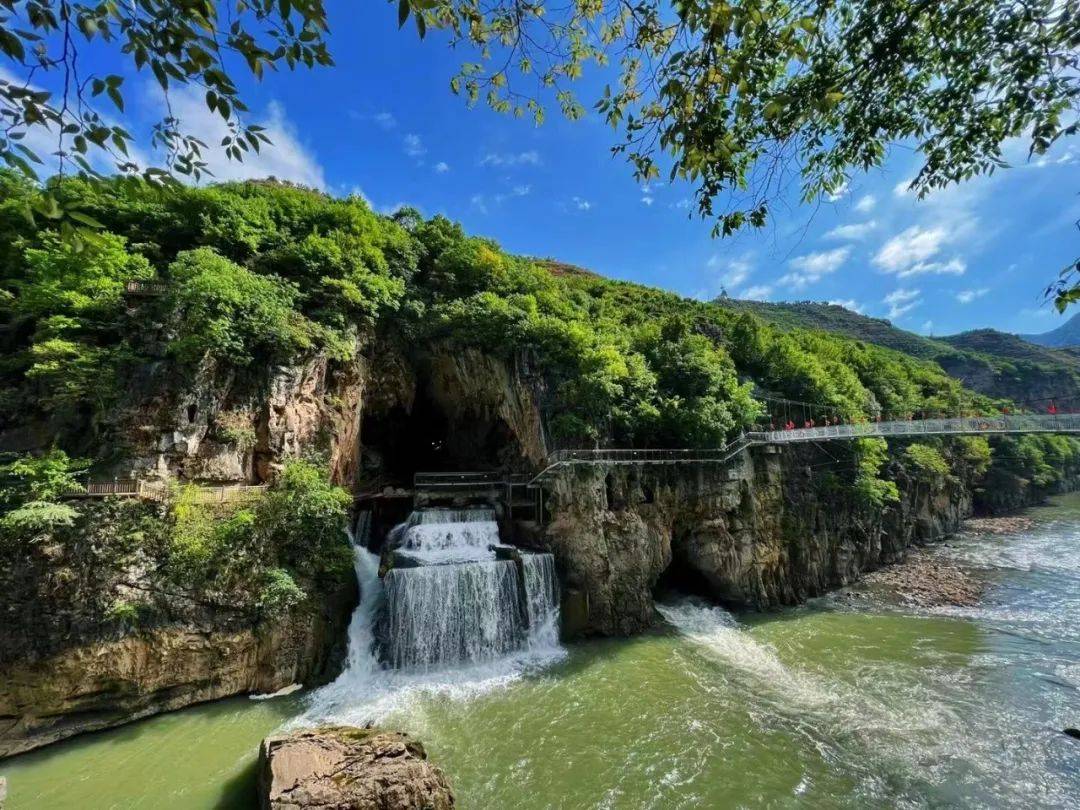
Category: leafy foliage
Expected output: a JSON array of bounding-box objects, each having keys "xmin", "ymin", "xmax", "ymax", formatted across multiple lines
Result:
[
  {"xmin": 402, "ymin": 0, "xmax": 1078, "ymax": 238},
  {"xmin": 904, "ymin": 444, "xmax": 951, "ymax": 489},
  {"xmin": 0, "ymin": 0, "xmax": 331, "ymax": 217},
  {"xmin": 258, "ymin": 567, "xmax": 306, "ymax": 616},
  {"xmin": 852, "ymin": 438, "xmax": 900, "ymax": 507}
]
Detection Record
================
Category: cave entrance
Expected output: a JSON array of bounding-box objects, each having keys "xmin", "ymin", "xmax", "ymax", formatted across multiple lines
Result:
[
  {"xmin": 359, "ymin": 386, "xmax": 521, "ymax": 491},
  {"xmin": 653, "ymin": 552, "xmax": 717, "ymax": 603}
]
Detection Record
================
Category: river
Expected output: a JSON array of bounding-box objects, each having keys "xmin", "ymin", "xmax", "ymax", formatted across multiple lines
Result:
[{"xmin": 5, "ymin": 495, "xmax": 1080, "ymax": 808}]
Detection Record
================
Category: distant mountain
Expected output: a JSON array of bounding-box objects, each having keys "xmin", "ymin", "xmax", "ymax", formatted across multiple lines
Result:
[
  {"xmin": 718, "ymin": 300, "xmax": 949, "ymax": 359},
  {"xmin": 1019, "ymin": 312, "xmax": 1080, "ymax": 348},
  {"xmin": 719, "ymin": 299, "xmax": 1080, "ymax": 406},
  {"xmin": 939, "ymin": 329, "xmax": 1080, "ymax": 371}
]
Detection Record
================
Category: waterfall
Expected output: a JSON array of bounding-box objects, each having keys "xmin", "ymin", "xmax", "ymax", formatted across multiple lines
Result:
[
  {"xmin": 342, "ymin": 511, "xmax": 383, "ymax": 679},
  {"xmin": 378, "ymin": 507, "xmax": 561, "ymax": 671},
  {"xmin": 302, "ymin": 506, "xmax": 564, "ymax": 726},
  {"xmin": 383, "ymin": 560, "xmax": 528, "ymax": 669},
  {"xmin": 522, "ymin": 553, "xmax": 560, "ymax": 649},
  {"xmin": 387, "ymin": 507, "xmax": 500, "ymax": 564}
]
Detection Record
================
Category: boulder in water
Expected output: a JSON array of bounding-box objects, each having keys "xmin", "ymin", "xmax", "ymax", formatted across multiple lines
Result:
[
  {"xmin": 257, "ymin": 726, "xmax": 455, "ymax": 809},
  {"xmin": 1063, "ymin": 728, "xmax": 1080, "ymax": 741}
]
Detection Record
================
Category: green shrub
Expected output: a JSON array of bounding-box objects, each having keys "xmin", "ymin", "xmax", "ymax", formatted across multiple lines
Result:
[
  {"xmin": 254, "ymin": 459, "xmax": 352, "ymax": 578},
  {"xmin": 852, "ymin": 438, "xmax": 900, "ymax": 507},
  {"xmin": 904, "ymin": 443, "xmax": 952, "ymax": 489},
  {"xmin": 105, "ymin": 599, "xmax": 141, "ymax": 626},
  {"xmin": 258, "ymin": 568, "xmax": 306, "ymax": 616}
]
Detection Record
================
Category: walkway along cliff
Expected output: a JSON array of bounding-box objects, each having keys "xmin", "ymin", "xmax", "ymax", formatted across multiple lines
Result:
[{"xmin": 3, "ymin": 336, "xmax": 1080, "ymax": 757}]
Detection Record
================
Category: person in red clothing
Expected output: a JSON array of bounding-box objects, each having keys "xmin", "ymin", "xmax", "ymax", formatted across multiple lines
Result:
[{"xmin": 1048, "ymin": 401, "xmax": 1058, "ymax": 415}]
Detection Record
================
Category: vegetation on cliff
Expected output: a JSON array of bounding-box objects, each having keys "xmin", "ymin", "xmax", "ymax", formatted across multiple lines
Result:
[
  {"xmin": 0, "ymin": 454, "xmax": 352, "ymax": 632},
  {"xmin": 2, "ymin": 172, "xmax": 1080, "ymax": 521}
]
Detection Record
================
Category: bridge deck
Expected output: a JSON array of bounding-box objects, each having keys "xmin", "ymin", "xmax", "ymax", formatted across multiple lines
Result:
[{"xmin": 529, "ymin": 413, "xmax": 1080, "ymax": 485}]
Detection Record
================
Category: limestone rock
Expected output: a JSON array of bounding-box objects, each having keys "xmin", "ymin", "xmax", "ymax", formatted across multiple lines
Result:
[
  {"xmin": 258, "ymin": 726, "xmax": 455, "ymax": 810},
  {"xmin": 543, "ymin": 443, "xmax": 976, "ymax": 638}
]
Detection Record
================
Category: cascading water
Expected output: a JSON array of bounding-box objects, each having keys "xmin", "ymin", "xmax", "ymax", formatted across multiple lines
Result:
[
  {"xmin": 383, "ymin": 560, "xmax": 528, "ymax": 668},
  {"xmin": 392, "ymin": 507, "xmax": 501, "ymax": 565},
  {"xmin": 317, "ymin": 505, "xmax": 562, "ymax": 696},
  {"xmin": 522, "ymin": 552, "xmax": 560, "ymax": 649},
  {"xmin": 379, "ymin": 507, "xmax": 561, "ymax": 671}
]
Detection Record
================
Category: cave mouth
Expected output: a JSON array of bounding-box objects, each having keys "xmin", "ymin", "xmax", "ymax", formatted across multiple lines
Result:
[
  {"xmin": 653, "ymin": 554, "xmax": 717, "ymax": 604},
  {"xmin": 359, "ymin": 386, "xmax": 521, "ymax": 491}
]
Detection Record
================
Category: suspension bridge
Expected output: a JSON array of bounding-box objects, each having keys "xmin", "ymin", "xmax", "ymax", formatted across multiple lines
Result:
[{"xmin": 527, "ymin": 412, "xmax": 1080, "ymax": 485}]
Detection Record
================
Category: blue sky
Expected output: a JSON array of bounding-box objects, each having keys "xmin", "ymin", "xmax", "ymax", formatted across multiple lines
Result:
[{"xmin": 10, "ymin": 3, "xmax": 1080, "ymax": 336}]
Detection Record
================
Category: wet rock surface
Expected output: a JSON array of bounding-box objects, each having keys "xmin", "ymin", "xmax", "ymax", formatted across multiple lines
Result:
[
  {"xmin": 258, "ymin": 726, "xmax": 455, "ymax": 810},
  {"xmin": 850, "ymin": 548, "xmax": 984, "ymax": 608}
]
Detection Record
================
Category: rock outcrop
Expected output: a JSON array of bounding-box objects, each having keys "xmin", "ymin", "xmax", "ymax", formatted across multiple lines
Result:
[
  {"xmin": 543, "ymin": 443, "xmax": 973, "ymax": 638},
  {"xmin": 258, "ymin": 726, "xmax": 455, "ymax": 810},
  {"xmin": 0, "ymin": 499, "xmax": 356, "ymax": 757}
]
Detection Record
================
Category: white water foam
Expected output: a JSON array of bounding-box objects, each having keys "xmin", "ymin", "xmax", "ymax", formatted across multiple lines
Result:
[{"xmin": 301, "ymin": 510, "xmax": 566, "ymax": 729}]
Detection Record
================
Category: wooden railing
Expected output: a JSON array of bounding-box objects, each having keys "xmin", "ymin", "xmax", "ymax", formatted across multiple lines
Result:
[
  {"xmin": 62, "ymin": 480, "xmax": 268, "ymax": 502},
  {"xmin": 124, "ymin": 279, "xmax": 168, "ymax": 296}
]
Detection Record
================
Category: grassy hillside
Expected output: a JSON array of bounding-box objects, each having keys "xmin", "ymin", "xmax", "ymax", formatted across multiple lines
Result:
[
  {"xmin": 940, "ymin": 329, "xmax": 1080, "ymax": 371},
  {"xmin": 0, "ymin": 173, "xmax": 1078, "ymax": 544},
  {"xmin": 719, "ymin": 299, "xmax": 1080, "ymax": 408},
  {"xmin": 718, "ymin": 299, "xmax": 949, "ymax": 359}
]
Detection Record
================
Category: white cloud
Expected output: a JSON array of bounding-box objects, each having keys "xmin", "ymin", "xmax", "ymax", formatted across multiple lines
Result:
[
  {"xmin": 470, "ymin": 194, "xmax": 488, "ymax": 214},
  {"xmin": 708, "ymin": 254, "xmax": 754, "ymax": 289},
  {"xmin": 824, "ymin": 220, "xmax": 876, "ymax": 240},
  {"xmin": 854, "ymin": 194, "xmax": 876, "ymax": 213},
  {"xmin": 741, "ymin": 285, "xmax": 773, "ymax": 300},
  {"xmin": 572, "ymin": 196, "xmax": 593, "ymax": 211},
  {"xmin": 434, "ymin": 161, "xmax": 450, "ymax": 173},
  {"xmin": 956, "ymin": 287, "xmax": 989, "ymax": 304},
  {"xmin": 671, "ymin": 197, "xmax": 693, "ymax": 210},
  {"xmin": 0, "ymin": 66, "xmax": 154, "ymax": 176},
  {"xmin": 780, "ymin": 247, "xmax": 851, "ymax": 289},
  {"xmin": 893, "ymin": 178, "xmax": 915, "ymax": 197},
  {"xmin": 404, "ymin": 133, "xmax": 426, "ymax": 159},
  {"xmin": 155, "ymin": 89, "xmax": 325, "ymax": 188},
  {"xmin": 829, "ymin": 299, "xmax": 863, "ymax": 313},
  {"xmin": 510, "ymin": 184, "xmax": 531, "ymax": 197},
  {"xmin": 641, "ymin": 195, "xmax": 654, "ymax": 206},
  {"xmin": 883, "ymin": 287, "xmax": 922, "ymax": 320},
  {"xmin": 873, "ymin": 225, "xmax": 953, "ymax": 274},
  {"xmin": 479, "ymin": 150, "xmax": 540, "ymax": 167},
  {"xmin": 373, "ymin": 112, "xmax": 397, "ymax": 130},
  {"xmin": 921, "ymin": 320, "xmax": 934, "ymax": 333},
  {"xmin": 826, "ymin": 181, "xmax": 849, "ymax": 202},
  {"xmin": 896, "ymin": 257, "xmax": 966, "ymax": 278}
]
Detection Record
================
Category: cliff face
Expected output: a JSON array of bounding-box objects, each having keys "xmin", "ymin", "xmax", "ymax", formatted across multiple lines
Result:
[
  {"xmin": 542, "ymin": 444, "xmax": 972, "ymax": 638},
  {"xmin": 110, "ymin": 345, "xmax": 372, "ymax": 489},
  {"xmin": 0, "ymin": 499, "xmax": 355, "ymax": 757}
]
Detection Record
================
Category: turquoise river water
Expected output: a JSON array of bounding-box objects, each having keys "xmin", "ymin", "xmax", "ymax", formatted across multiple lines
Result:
[{"xmin": 4, "ymin": 495, "xmax": 1080, "ymax": 808}]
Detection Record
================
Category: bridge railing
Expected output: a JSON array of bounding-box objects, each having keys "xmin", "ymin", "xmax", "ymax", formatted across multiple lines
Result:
[
  {"xmin": 549, "ymin": 441, "xmax": 746, "ymax": 465},
  {"xmin": 759, "ymin": 413, "xmax": 1080, "ymax": 443},
  {"xmin": 62, "ymin": 480, "xmax": 269, "ymax": 502},
  {"xmin": 413, "ymin": 471, "xmax": 504, "ymax": 491}
]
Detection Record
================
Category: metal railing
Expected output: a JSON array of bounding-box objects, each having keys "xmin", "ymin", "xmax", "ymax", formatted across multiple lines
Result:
[
  {"xmin": 530, "ymin": 437, "xmax": 750, "ymax": 485},
  {"xmin": 124, "ymin": 279, "xmax": 168, "ymax": 296},
  {"xmin": 527, "ymin": 412, "xmax": 1080, "ymax": 486},
  {"xmin": 62, "ymin": 480, "xmax": 269, "ymax": 502},
  {"xmin": 757, "ymin": 413, "xmax": 1080, "ymax": 443},
  {"xmin": 413, "ymin": 471, "xmax": 504, "ymax": 492}
]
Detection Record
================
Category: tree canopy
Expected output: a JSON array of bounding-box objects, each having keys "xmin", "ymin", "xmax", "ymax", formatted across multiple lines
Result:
[{"xmin": 1, "ymin": 1, "xmax": 1077, "ymax": 300}]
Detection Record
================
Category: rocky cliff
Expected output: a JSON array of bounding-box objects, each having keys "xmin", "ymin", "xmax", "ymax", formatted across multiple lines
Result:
[
  {"xmin": 542, "ymin": 443, "xmax": 972, "ymax": 638},
  {"xmin": 0, "ymin": 498, "xmax": 355, "ymax": 757}
]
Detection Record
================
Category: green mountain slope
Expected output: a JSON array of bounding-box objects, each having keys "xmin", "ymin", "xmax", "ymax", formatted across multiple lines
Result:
[{"xmin": 718, "ymin": 299, "xmax": 1080, "ymax": 408}]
